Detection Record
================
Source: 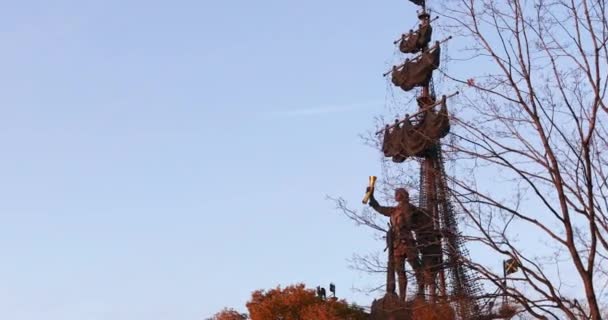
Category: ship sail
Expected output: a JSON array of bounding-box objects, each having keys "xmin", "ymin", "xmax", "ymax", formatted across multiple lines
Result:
[
  {"xmin": 391, "ymin": 44, "xmax": 440, "ymax": 91},
  {"xmin": 399, "ymin": 23, "xmax": 432, "ymax": 54},
  {"xmin": 381, "ymin": 96, "xmax": 449, "ymax": 163}
]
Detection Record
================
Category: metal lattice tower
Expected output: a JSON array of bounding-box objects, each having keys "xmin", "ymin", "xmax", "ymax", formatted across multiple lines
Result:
[{"xmin": 381, "ymin": 0, "xmax": 488, "ymax": 318}]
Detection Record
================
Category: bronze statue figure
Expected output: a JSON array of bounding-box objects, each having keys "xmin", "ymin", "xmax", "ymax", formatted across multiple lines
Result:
[{"xmin": 366, "ymin": 187, "xmax": 424, "ymax": 301}]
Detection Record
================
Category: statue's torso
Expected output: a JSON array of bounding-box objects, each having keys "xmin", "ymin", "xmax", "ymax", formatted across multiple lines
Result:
[{"xmin": 390, "ymin": 204, "xmax": 416, "ymax": 255}]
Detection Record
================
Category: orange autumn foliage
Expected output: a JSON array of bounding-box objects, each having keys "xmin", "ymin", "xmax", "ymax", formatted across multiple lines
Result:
[
  {"xmin": 208, "ymin": 308, "xmax": 247, "ymax": 320},
  {"xmin": 410, "ymin": 298, "xmax": 456, "ymax": 320},
  {"xmin": 245, "ymin": 283, "xmax": 367, "ymax": 320}
]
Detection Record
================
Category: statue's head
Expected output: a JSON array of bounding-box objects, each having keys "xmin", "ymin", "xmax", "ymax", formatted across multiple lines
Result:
[{"xmin": 395, "ymin": 188, "xmax": 409, "ymax": 203}]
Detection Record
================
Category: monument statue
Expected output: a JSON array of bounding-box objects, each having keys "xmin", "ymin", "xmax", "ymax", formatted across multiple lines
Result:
[
  {"xmin": 366, "ymin": 187, "xmax": 424, "ymax": 301},
  {"xmin": 362, "ymin": 0, "xmax": 490, "ymax": 318}
]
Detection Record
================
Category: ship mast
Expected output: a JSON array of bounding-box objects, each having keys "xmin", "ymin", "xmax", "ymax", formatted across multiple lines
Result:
[{"xmin": 373, "ymin": 0, "xmax": 488, "ymax": 318}]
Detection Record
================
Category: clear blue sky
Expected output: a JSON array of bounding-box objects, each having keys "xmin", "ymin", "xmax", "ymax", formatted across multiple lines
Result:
[{"xmin": 0, "ymin": 1, "xmax": 506, "ymax": 319}]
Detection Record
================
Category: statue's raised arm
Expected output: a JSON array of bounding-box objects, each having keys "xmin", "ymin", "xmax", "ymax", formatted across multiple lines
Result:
[{"xmin": 365, "ymin": 187, "xmax": 394, "ymax": 217}]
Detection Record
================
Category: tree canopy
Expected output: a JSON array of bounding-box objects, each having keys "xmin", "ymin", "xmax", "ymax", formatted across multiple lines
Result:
[{"xmin": 210, "ymin": 283, "xmax": 367, "ymax": 320}]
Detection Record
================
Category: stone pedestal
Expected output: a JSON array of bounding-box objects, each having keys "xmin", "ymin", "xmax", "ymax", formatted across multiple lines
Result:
[{"xmin": 369, "ymin": 293, "xmax": 412, "ymax": 320}]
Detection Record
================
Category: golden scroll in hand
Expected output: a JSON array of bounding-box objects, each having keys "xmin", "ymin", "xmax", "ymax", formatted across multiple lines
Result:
[{"xmin": 362, "ymin": 176, "xmax": 378, "ymax": 204}]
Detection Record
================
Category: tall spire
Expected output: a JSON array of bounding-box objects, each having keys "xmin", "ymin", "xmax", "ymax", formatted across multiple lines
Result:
[{"xmin": 367, "ymin": 0, "xmax": 490, "ymax": 319}]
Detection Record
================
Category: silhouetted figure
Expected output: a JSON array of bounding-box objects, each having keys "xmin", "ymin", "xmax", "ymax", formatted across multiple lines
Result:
[{"xmin": 316, "ymin": 286, "xmax": 327, "ymax": 300}]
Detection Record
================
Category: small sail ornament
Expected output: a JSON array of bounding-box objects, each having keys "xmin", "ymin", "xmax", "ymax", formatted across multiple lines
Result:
[
  {"xmin": 391, "ymin": 43, "xmax": 440, "ymax": 91},
  {"xmin": 399, "ymin": 23, "xmax": 433, "ymax": 54},
  {"xmin": 381, "ymin": 96, "xmax": 450, "ymax": 163}
]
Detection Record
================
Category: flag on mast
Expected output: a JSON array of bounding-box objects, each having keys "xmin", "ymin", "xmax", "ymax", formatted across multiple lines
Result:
[{"xmin": 504, "ymin": 258, "xmax": 520, "ymax": 275}]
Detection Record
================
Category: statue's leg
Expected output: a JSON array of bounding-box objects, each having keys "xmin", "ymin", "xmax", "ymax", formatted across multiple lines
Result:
[
  {"xmin": 406, "ymin": 241, "xmax": 424, "ymax": 299},
  {"xmin": 396, "ymin": 254, "xmax": 407, "ymax": 301},
  {"xmin": 387, "ymin": 247, "xmax": 396, "ymax": 295},
  {"xmin": 421, "ymin": 257, "xmax": 435, "ymax": 303},
  {"xmin": 420, "ymin": 252, "xmax": 429, "ymax": 299}
]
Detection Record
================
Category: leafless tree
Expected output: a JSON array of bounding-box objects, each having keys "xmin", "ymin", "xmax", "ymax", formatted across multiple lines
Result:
[{"xmin": 433, "ymin": 0, "xmax": 608, "ymax": 319}]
